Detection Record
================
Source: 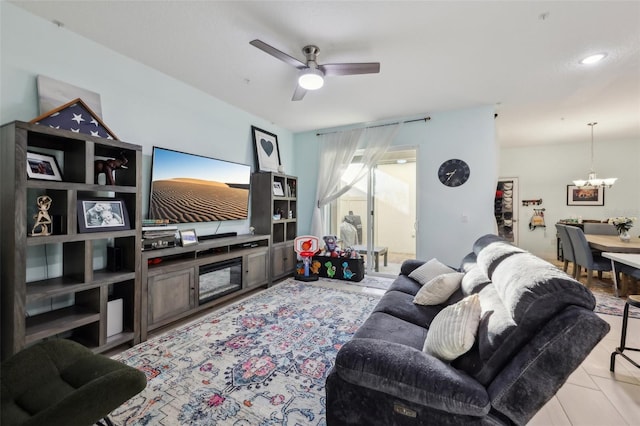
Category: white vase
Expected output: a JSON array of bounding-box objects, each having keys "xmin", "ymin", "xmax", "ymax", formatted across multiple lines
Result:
[{"xmin": 619, "ymin": 230, "xmax": 631, "ymax": 242}]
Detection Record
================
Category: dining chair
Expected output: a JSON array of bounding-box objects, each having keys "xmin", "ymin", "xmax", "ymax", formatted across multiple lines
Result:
[
  {"xmin": 555, "ymin": 223, "xmax": 577, "ymax": 278},
  {"xmin": 617, "ymin": 263, "xmax": 640, "ymax": 295},
  {"xmin": 583, "ymin": 222, "xmax": 618, "ymax": 236},
  {"xmin": 566, "ymin": 225, "xmax": 613, "ymax": 288}
]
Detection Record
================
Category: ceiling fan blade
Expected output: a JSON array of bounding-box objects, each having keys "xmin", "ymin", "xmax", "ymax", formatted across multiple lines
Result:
[
  {"xmin": 320, "ymin": 63, "xmax": 381, "ymax": 76},
  {"xmin": 292, "ymin": 84, "xmax": 307, "ymax": 101},
  {"xmin": 250, "ymin": 39, "xmax": 306, "ymax": 69}
]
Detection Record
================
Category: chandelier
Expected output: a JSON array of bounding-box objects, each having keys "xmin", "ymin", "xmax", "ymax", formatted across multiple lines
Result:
[{"xmin": 572, "ymin": 122, "xmax": 617, "ymax": 188}]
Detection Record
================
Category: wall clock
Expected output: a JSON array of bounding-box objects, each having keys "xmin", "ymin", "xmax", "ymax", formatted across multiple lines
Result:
[{"xmin": 438, "ymin": 159, "xmax": 470, "ymax": 187}]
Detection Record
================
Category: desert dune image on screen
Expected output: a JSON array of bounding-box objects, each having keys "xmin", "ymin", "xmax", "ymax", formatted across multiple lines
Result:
[{"xmin": 149, "ymin": 148, "xmax": 251, "ymax": 223}]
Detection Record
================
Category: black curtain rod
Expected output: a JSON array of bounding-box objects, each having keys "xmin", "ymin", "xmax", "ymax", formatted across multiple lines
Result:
[{"xmin": 316, "ymin": 116, "xmax": 430, "ymax": 136}]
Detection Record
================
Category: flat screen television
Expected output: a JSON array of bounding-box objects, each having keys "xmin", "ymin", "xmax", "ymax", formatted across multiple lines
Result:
[{"xmin": 149, "ymin": 147, "xmax": 251, "ymax": 223}]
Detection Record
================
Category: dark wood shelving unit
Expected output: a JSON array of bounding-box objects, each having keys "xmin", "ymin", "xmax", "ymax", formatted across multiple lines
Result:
[
  {"xmin": 250, "ymin": 172, "xmax": 298, "ymax": 281},
  {"xmin": 1, "ymin": 121, "xmax": 142, "ymax": 360}
]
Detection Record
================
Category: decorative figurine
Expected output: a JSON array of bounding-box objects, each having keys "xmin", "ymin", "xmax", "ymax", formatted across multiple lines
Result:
[
  {"xmin": 31, "ymin": 195, "xmax": 53, "ymax": 236},
  {"xmin": 95, "ymin": 151, "xmax": 128, "ymax": 185}
]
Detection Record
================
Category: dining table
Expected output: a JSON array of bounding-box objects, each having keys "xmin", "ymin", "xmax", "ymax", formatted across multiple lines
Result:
[
  {"xmin": 585, "ymin": 235, "xmax": 640, "ymax": 296},
  {"xmin": 585, "ymin": 234, "xmax": 640, "ymax": 254},
  {"xmin": 601, "ymin": 252, "xmax": 640, "ymax": 297}
]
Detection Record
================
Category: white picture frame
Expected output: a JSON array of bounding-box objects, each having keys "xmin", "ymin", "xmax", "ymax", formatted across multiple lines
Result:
[
  {"xmin": 273, "ymin": 182, "xmax": 285, "ymax": 196},
  {"xmin": 26, "ymin": 152, "xmax": 63, "ymax": 181}
]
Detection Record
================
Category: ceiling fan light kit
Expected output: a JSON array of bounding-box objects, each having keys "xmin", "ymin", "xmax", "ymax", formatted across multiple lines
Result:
[
  {"xmin": 298, "ymin": 68, "xmax": 324, "ymax": 90},
  {"xmin": 250, "ymin": 39, "xmax": 380, "ymax": 101},
  {"xmin": 580, "ymin": 53, "xmax": 607, "ymax": 65}
]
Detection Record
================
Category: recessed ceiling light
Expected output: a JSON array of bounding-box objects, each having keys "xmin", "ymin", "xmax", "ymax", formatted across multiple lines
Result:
[{"xmin": 580, "ymin": 53, "xmax": 607, "ymax": 65}]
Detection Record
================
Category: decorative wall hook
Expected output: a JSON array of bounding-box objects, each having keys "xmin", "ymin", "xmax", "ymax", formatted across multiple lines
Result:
[{"xmin": 522, "ymin": 199, "xmax": 543, "ymax": 206}]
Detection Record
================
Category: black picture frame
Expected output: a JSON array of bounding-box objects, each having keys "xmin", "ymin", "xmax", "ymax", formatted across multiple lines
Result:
[
  {"xmin": 26, "ymin": 151, "xmax": 63, "ymax": 181},
  {"xmin": 179, "ymin": 229, "xmax": 198, "ymax": 246},
  {"xmin": 251, "ymin": 126, "xmax": 281, "ymax": 172},
  {"xmin": 77, "ymin": 198, "xmax": 130, "ymax": 233},
  {"xmin": 566, "ymin": 185, "xmax": 605, "ymax": 206}
]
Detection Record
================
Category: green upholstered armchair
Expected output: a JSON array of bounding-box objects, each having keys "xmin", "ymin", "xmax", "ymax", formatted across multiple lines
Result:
[{"xmin": 1, "ymin": 339, "xmax": 146, "ymax": 426}]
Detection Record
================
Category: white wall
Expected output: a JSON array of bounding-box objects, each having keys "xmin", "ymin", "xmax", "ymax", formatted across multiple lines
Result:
[
  {"xmin": 1, "ymin": 2, "xmax": 295, "ymax": 238},
  {"xmin": 500, "ymin": 139, "xmax": 640, "ymax": 259},
  {"xmin": 294, "ymin": 106, "xmax": 498, "ymax": 266}
]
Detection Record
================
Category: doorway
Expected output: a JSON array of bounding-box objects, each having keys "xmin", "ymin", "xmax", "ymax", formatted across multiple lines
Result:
[{"xmin": 331, "ymin": 148, "xmax": 417, "ymax": 276}]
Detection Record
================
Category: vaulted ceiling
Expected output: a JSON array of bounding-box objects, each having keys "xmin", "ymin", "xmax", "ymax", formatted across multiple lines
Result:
[{"xmin": 11, "ymin": 1, "xmax": 640, "ymax": 147}]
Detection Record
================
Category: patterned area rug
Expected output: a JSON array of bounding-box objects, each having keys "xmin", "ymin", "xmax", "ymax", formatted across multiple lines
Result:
[
  {"xmin": 548, "ymin": 260, "xmax": 639, "ymax": 318},
  {"xmin": 111, "ymin": 279, "xmax": 381, "ymax": 425},
  {"xmin": 324, "ymin": 274, "xmax": 394, "ymax": 291},
  {"xmin": 591, "ymin": 286, "xmax": 640, "ymax": 319}
]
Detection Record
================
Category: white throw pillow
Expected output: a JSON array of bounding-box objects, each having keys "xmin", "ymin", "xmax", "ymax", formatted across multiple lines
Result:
[
  {"xmin": 408, "ymin": 258, "xmax": 455, "ymax": 285},
  {"xmin": 423, "ymin": 294, "xmax": 482, "ymax": 362},
  {"xmin": 413, "ymin": 272, "xmax": 465, "ymax": 305}
]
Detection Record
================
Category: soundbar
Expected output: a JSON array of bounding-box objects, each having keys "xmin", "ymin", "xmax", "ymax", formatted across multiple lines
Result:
[{"xmin": 198, "ymin": 231, "xmax": 238, "ymax": 241}]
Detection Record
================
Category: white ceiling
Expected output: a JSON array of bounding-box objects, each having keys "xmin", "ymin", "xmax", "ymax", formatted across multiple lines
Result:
[{"xmin": 11, "ymin": 1, "xmax": 640, "ymax": 147}]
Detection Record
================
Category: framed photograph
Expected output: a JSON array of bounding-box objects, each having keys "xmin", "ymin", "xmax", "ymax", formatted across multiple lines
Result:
[
  {"xmin": 26, "ymin": 152, "xmax": 62, "ymax": 181},
  {"xmin": 566, "ymin": 185, "xmax": 605, "ymax": 206},
  {"xmin": 179, "ymin": 229, "xmax": 198, "ymax": 246},
  {"xmin": 77, "ymin": 199, "xmax": 130, "ymax": 233},
  {"xmin": 273, "ymin": 181, "xmax": 285, "ymax": 196},
  {"xmin": 251, "ymin": 126, "xmax": 281, "ymax": 172}
]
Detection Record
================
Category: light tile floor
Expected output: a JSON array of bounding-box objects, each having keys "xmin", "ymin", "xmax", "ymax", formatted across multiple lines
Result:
[
  {"xmin": 529, "ymin": 259, "xmax": 640, "ymax": 426},
  {"xmin": 529, "ymin": 313, "xmax": 640, "ymax": 426}
]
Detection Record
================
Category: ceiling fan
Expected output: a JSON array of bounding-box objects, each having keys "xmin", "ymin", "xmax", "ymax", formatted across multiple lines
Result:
[{"xmin": 250, "ymin": 39, "xmax": 380, "ymax": 101}]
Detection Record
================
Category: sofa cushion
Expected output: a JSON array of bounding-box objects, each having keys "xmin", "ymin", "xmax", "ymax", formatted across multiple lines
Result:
[
  {"xmin": 472, "ymin": 234, "xmax": 508, "ymax": 254},
  {"xmin": 414, "ymin": 272, "xmax": 465, "ymax": 305},
  {"xmin": 400, "ymin": 259, "xmax": 429, "ymax": 277},
  {"xmin": 333, "ymin": 339, "xmax": 491, "ymax": 417},
  {"xmin": 459, "ymin": 252, "xmax": 477, "ymax": 272},
  {"xmin": 388, "ymin": 274, "xmax": 422, "ymax": 296},
  {"xmin": 408, "ymin": 258, "xmax": 455, "ymax": 285},
  {"xmin": 423, "ymin": 294, "xmax": 482, "ymax": 362},
  {"xmin": 354, "ymin": 311, "xmax": 428, "ymax": 351},
  {"xmin": 374, "ymin": 290, "xmax": 442, "ymax": 327},
  {"xmin": 460, "ymin": 266, "xmax": 492, "ymax": 295},
  {"xmin": 475, "ymin": 240, "xmax": 526, "ymax": 278},
  {"xmin": 491, "ymin": 253, "xmax": 596, "ymax": 322}
]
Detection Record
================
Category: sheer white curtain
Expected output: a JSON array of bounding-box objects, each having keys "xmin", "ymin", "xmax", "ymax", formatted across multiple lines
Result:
[{"xmin": 310, "ymin": 123, "xmax": 401, "ymax": 238}]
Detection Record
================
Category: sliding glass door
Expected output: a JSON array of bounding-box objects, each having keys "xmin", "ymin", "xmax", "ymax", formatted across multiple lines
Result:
[{"xmin": 331, "ymin": 148, "xmax": 417, "ymax": 276}]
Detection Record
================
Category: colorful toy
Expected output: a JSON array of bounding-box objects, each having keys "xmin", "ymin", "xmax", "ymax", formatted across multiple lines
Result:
[
  {"xmin": 323, "ymin": 235, "xmax": 341, "ymax": 257},
  {"xmin": 310, "ymin": 260, "xmax": 322, "ymax": 274},
  {"xmin": 294, "ymin": 235, "xmax": 320, "ymax": 281},
  {"xmin": 342, "ymin": 262, "xmax": 355, "ymax": 279},
  {"xmin": 325, "ymin": 261, "xmax": 337, "ymax": 278}
]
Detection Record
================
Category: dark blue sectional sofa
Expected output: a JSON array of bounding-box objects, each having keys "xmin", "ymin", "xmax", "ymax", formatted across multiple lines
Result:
[{"xmin": 326, "ymin": 234, "xmax": 610, "ymax": 425}]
